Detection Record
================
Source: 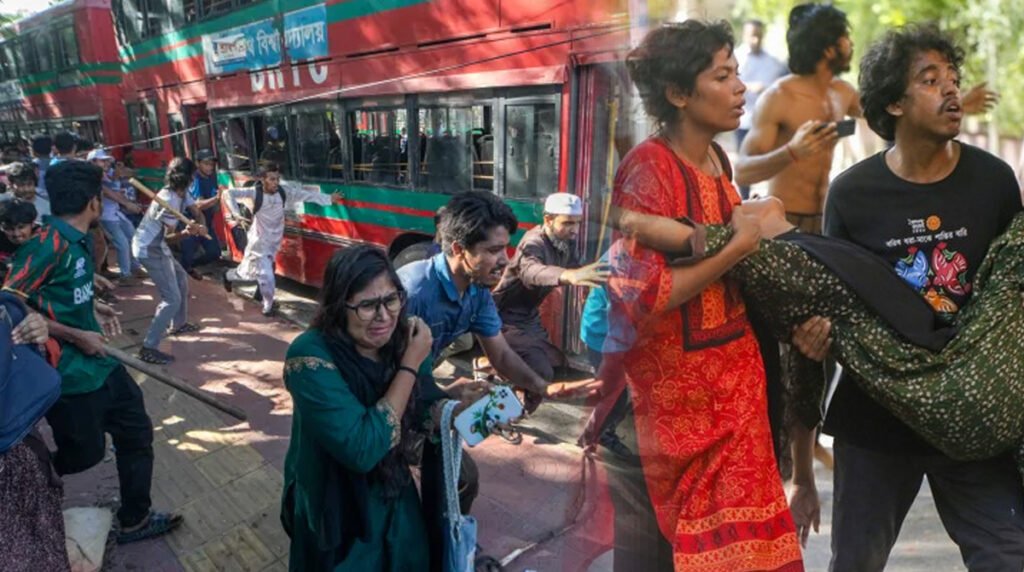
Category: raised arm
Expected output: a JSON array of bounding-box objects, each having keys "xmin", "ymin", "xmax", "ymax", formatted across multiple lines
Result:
[{"xmin": 735, "ymin": 87, "xmax": 838, "ymax": 186}]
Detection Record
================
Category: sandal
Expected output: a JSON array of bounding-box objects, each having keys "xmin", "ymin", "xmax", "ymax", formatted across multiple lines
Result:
[
  {"xmin": 138, "ymin": 347, "xmax": 174, "ymax": 365},
  {"xmin": 117, "ymin": 511, "xmax": 184, "ymax": 544},
  {"xmin": 169, "ymin": 322, "xmax": 202, "ymax": 335}
]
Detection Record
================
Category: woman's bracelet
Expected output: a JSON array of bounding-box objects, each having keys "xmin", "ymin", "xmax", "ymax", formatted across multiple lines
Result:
[{"xmin": 397, "ymin": 365, "xmax": 419, "ymax": 378}]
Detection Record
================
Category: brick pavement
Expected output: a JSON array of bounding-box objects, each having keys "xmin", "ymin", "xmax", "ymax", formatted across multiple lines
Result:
[{"xmin": 57, "ymin": 273, "xmax": 605, "ymax": 571}]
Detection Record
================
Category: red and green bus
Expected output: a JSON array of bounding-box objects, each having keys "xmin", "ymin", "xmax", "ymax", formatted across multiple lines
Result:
[
  {"xmin": 2, "ymin": 0, "xmax": 637, "ymax": 352},
  {"xmin": 0, "ymin": 0, "xmax": 124, "ymax": 149}
]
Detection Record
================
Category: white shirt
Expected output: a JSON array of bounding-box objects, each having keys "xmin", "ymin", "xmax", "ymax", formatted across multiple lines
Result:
[
  {"xmin": 132, "ymin": 188, "xmax": 195, "ymax": 258},
  {"xmin": 224, "ymin": 182, "xmax": 332, "ymax": 259}
]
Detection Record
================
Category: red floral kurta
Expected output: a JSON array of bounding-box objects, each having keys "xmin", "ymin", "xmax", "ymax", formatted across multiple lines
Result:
[{"xmin": 608, "ymin": 138, "xmax": 803, "ymax": 572}]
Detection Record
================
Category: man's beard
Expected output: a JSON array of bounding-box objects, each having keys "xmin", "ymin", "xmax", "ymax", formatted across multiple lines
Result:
[
  {"xmin": 545, "ymin": 227, "xmax": 573, "ymax": 255},
  {"xmin": 829, "ymin": 54, "xmax": 851, "ymax": 75}
]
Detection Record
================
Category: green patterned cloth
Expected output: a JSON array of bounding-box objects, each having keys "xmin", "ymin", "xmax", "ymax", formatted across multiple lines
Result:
[{"xmin": 703, "ymin": 213, "xmax": 1024, "ymax": 479}]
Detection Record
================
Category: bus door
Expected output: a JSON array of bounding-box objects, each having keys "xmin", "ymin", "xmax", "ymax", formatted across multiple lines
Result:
[
  {"xmin": 564, "ymin": 62, "xmax": 632, "ymax": 358},
  {"xmin": 289, "ymin": 101, "xmax": 347, "ymax": 286}
]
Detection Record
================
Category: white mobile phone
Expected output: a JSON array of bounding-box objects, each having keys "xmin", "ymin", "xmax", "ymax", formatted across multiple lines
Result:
[{"xmin": 453, "ymin": 386, "xmax": 524, "ymax": 446}]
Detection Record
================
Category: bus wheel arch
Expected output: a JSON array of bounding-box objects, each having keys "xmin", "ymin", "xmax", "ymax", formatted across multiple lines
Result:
[{"xmin": 390, "ymin": 235, "xmax": 435, "ymax": 269}]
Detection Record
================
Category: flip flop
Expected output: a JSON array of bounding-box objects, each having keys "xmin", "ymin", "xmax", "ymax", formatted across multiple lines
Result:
[
  {"xmin": 169, "ymin": 322, "xmax": 202, "ymax": 335},
  {"xmin": 117, "ymin": 511, "xmax": 184, "ymax": 544},
  {"xmin": 138, "ymin": 347, "xmax": 174, "ymax": 365}
]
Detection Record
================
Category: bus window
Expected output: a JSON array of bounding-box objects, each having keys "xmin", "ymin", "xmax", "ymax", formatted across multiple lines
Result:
[
  {"xmin": 418, "ymin": 105, "xmax": 492, "ymax": 193},
  {"xmin": 295, "ymin": 110, "xmax": 343, "ymax": 181},
  {"xmin": 349, "ymin": 108, "xmax": 407, "ymax": 186},
  {"xmin": 31, "ymin": 32, "xmax": 54, "ymax": 74},
  {"xmin": 168, "ymin": 114, "xmax": 186, "ymax": 157},
  {"xmin": 216, "ymin": 117, "xmax": 251, "ymax": 172},
  {"xmin": 56, "ymin": 22, "xmax": 79, "ymax": 69},
  {"xmin": 252, "ymin": 114, "xmax": 290, "ymax": 174},
  {"xmin": 77, "ymin": 120, "xmax": 104, "ymax": 146},
  {"xmin": 504, "ymin": 102, "xmax": 558, "ymax": 199},
  {"xmin": 127, "ymin": 101, "xmax": 162, "ymax": 150}
]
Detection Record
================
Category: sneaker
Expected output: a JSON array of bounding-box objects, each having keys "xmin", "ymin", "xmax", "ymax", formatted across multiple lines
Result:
[
  {"xmin": 262, "ymin": 303, "xmax": 278, "ymax": 317},
  {"xmin": 186, "ymin": 268, "xmax": 204, "ymax": 281},
  {"xmin": 138, "ymin": 347, "xmax": 175, "ymax": 365},
  {"xmin": 117, "ymin": 511, "xmax": 184, "ymax": 544},
  {"xmin": 221, "ymin": 272, "xmax": 233, "ymax": 292}
]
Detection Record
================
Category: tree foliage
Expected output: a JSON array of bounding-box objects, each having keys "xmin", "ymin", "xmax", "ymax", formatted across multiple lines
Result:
[{"xmin": 733, "ymin": 0, "xmax": 1024, "ymax": 137}]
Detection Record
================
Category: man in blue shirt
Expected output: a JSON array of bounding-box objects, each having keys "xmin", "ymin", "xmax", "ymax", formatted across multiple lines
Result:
[
  {"xmin": 399, "ymin": 192, "xmax": 553, "ymax": 403},
  {"xmin": 180, "ymin": 149, "xmax": 222, "ymax": 280}
]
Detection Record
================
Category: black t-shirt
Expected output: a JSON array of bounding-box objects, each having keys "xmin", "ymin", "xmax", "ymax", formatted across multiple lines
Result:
[{"xmin": 822, "ymin": 142, "xmax": 1023, "ymax": 454}]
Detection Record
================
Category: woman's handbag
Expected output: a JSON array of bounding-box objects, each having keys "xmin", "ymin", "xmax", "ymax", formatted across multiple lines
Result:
[{"xmin": 441, "ymin": 400, "xmax": 478, "ymax": 572}]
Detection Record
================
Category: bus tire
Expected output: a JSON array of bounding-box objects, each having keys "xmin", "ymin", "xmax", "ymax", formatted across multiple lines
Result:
[{"xmin": 392, "ymin": 241, "xmax": 435, "ymax": 269}]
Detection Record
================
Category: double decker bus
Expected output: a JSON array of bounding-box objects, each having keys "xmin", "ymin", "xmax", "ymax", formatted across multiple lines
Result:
[{"xmin": 0, "ymin": 0, "xmax": 124, "ymax": 150}]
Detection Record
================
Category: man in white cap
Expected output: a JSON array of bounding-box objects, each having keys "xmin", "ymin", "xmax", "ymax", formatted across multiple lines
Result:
[{"xmin": 492, "ymin": 192, "xmax": 609, "ymax": 382}]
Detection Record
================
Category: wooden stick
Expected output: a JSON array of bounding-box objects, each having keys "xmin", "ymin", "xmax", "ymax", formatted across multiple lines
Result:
[
  {"xmin": 105, "ymin": 346, "xmax": 248, "ymax": 421},
  {"xmin": 127, "ymin": 178, "xmax": 211, "ymax": 239}
]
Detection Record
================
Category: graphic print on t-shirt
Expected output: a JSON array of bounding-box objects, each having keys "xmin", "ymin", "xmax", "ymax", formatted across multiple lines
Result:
[{"xmin": 889, "ymin": 214, "xmax": 970, "ymax": 317}]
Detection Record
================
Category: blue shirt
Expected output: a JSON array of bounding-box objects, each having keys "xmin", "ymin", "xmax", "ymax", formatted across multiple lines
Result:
[
  {"xmin": 398, "ymin": 253, "xmax": 502, "ymax": 360},
  {"xmin": 737, "ymin": 47, "xmax": 788, "ymax": 130},
  {"xmin": 191, "ymin": 173, "xmax": 219, "ymax": 205},
  {"xmin": 579, "ymin": 285, "xmax": 635, "ymax": 354}
]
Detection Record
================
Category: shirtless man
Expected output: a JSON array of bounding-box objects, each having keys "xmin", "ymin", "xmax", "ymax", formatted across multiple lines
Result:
[
  {"xmin": 735, "ymin": 3, "xmax": 855, "ymax": 231},
  {"xmin": 737, "ymin": 3, "xmax": 998, "ymax": 229}
]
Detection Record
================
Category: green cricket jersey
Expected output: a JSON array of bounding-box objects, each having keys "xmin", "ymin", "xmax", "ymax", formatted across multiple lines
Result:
[{"xmin": 3, "ymin": 216, "xmax": 118, "ymax": 395}]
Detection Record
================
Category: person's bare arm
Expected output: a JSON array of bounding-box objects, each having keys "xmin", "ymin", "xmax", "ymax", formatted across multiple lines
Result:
[
  {"xmin": 477, "ymin": 334, "xmax": 547, "ymax": 397},
  {"xmin": 661, "ymin": 211, "xmax": 761, "ymax": 310},
  {"xmin": 789, "ymin": 423, "xmax": 820, "ymax": 547},
  {"xmin": 611, "ymin": 206, "xmax": 699, "ymax": 255},
  {"xmin": 736, "ymin": 89, "xmax": 838, "ymax": 186}
]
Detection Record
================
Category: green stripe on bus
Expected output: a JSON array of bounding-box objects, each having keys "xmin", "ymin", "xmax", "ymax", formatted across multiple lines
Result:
[
  {"xmin": 22, "ymin": 74, "xmax": 123, "ymax": 96},
  {"xmin": 118, "ymin": 0, "xmax": 431, "ymax": 70}
]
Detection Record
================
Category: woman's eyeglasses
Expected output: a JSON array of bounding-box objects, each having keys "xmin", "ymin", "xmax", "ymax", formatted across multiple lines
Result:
[{"xmin": 346, "ymin": 291, "xmax": 406, "ymax": 321}]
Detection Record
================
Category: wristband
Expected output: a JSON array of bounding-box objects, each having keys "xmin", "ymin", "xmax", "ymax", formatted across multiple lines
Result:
[
  {"xmin": 397, "ymin": 365, "xmax": 419, "ymax": 378},
  {"xmin": 786, "ymin": 143, "xmax": 800, "ymax": 162}
]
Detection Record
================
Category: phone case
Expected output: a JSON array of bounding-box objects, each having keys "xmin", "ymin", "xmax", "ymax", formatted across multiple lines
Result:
[{"xmin": 453, "ymin": 385, "xmax": 524, "ymax": 446}]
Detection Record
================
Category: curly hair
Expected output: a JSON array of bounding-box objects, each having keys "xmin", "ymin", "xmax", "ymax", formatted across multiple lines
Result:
[
  {"xmin": 165, "ymin": 156, "xmax": 196, "ymax": 191},
  {"xmin": 786, "ymin": 3, "xmax": 849, "ymax": 75},
  {"xmin": 859, "ymin": 24, "xmax": 965, "ymax": 141},
  {"xmin": 626, "ymin": 20, "xmax": 734, "ymax": 129}
]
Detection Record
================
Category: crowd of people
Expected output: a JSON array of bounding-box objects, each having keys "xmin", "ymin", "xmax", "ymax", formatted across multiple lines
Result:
[{"xmin": 3, "ymin": 3, "xmax": 1024, "ymax": 572}]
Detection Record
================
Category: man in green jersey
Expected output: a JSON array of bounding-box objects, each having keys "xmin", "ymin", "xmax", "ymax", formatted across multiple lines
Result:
[{"xmin": 3, "ymin": 161, "xmax": 183, "ymax": 543}]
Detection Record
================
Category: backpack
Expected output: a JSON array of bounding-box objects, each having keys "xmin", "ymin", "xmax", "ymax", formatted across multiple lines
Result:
[
  {"xmin": 0, "ymin": 292, "xmax": 62, "ymax": 454},
  {"xmin": 252, "ymin": 180, "xmax": 286, "ymax": 217}
]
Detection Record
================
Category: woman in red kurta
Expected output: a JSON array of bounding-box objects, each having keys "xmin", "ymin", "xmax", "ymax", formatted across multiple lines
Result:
[{"xmin": 607, "ymin": 21, "xmax": 803, "ymax": 571}]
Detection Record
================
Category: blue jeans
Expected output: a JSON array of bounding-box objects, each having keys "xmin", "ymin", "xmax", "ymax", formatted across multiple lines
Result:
[
  {"xmin": 138, "ymin": 252, "xmax": 189, "ymax": 349},
  {"xmin": 101, "ymin": 218, "xmax": 140, "ymax": 277},
  {"xmin": 180, "ymin": 209, "xmax": 221, "ymax": 271}
]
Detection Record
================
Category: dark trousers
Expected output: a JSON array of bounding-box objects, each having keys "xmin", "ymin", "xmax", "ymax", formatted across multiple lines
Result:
[
  {"xmin": 587, "ymin": 348, "xmax": 629, "ymax": 439},
  {"xmin": 180, "ymin": 209, "xmax": 221, "ymax": 271},
  {"xmin": 45, "ymin": 365, "xmax": 155, "ymax": 528},
  {"xmin": 735, "ymin": 128, "xmax": 751, "ymax": 199},
  {"xmin": 606, "ymin": 407, "xmax": 674, "ymax": 570},
  {"xmin": 420, "ymin": 441, "xmax": 479, "ymax": 571},
  {"xmin": 830, "ymin": 440, "xmax": 1024, "ymax": 572}
]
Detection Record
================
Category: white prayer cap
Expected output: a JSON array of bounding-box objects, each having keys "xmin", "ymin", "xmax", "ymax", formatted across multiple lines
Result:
[{"xmin": 543, "ymin": 193, "xmax": 583, "ymax": 216}]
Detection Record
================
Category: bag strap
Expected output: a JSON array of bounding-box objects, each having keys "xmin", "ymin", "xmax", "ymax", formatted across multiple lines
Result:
[{"xmin": 440, "ymin": 399, "xmax": 463, "ymax": 534}]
